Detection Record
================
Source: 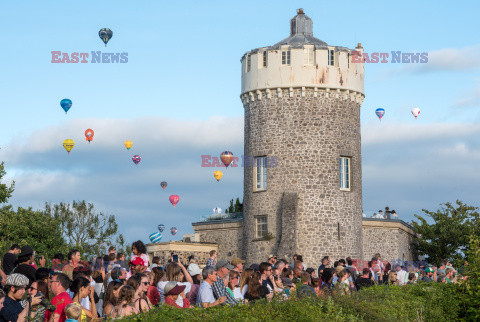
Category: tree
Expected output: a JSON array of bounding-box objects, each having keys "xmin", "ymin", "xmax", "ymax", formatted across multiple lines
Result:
[
  {"xmin": 411, "ymin": 200, "xmax": 480, "ymax": 266},
  {"xmin": 44, "ymin": 200, "xmax": 122, "ymax": 258},
  {"xmin": 226, "ymin": 198, "xmax": 243, "ymax": 214},
  {"xmin": 0, "ymin": 162, "xmax": 14, "ymax": 204},
  {"xmin": 0, "ymin": 206, "xmax": 68, "ymax": 259}
]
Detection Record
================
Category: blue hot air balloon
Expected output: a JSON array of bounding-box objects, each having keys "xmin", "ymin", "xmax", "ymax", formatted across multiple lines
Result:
[
  {"xmin": 60, "ymin": 99, "xmax": 72, "ymax": 114},
  {"xmin": 158, "ymin": 224, "xmax": 165, "ymax": 233},
  {"xmin": 149, "ymin": 232, "xmax": 162, "ymax": 243},
  {"xmin": 375, "ymin": 108, "xmax": 385, "ymax": 121}
]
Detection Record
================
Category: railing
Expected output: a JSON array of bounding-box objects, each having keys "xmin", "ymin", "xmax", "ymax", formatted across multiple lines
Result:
[{"xmin": 200, "ymin": 212, "xmax": 244, "ymax": 222}]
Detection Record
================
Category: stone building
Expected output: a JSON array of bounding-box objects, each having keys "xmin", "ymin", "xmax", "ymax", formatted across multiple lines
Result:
[
  {"xmin": 184, "ymin": 9, "xmax": 416, "ymax": 267},
  {"xmin": 191, "ymin": 215, "xmax": 416, "ymax": 266},
  {"xmin": 240, "ymin": 9, "xmax": 365, "ymax": 264}
]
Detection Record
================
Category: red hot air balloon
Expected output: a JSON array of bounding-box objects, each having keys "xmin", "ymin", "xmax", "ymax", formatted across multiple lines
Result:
[
  {"xmin": 169, "ymin": 195, "xmax": 179, "ymax": 207},
  {"xmin": 85, "ymin": 129, "xmax": 94, "ymax": 143},
  {"xmin": 220, "ymin": 151, "xmax": 234, "ymax": 168},
  {"xmin": 132, "ymin": 155, "xmax": 141, "ymax": 165}
]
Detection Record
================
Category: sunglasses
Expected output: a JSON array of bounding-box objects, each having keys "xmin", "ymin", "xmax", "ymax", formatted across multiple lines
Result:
[{"xmin": 142, "ymin": 282, "xmax": 149, "ymax": 285}]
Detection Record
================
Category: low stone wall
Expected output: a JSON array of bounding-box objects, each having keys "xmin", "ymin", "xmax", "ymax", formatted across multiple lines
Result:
[
  {"xmin": 192, "ymin": 219, "xmax": 243, "ymax": 261},
  {"xmin": 362, "ymin": 219, "xmax": 417, "ymax": 263},
  {"xmin": 146, "ymin": 241, "xmax": 218, "ymax": 266}
]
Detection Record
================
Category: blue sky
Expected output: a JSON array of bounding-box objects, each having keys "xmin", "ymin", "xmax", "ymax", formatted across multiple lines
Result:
[{"xmin": 1, "ymin": 1, "xmax": 479, "ymax": 246}]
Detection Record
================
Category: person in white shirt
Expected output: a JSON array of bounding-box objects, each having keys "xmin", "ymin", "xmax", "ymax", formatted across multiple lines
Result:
[
  {"xmin": 197, "ymin": 267, "xmax": 225, "ymax": 307},
  {"xmin": 395, "ymin": 265, "xmax": 408, "ymax": 285}
]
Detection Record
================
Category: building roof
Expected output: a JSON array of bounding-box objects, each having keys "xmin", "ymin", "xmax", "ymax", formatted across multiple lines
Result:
[{"xmin": 242, "ymin": 9, "xmax": 350, "ymax": 60}]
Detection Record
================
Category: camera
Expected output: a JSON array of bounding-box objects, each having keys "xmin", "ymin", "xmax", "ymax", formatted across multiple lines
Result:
[{"xmin": 35, "ymin": 292, "xmax": 56, "ymax": 312}]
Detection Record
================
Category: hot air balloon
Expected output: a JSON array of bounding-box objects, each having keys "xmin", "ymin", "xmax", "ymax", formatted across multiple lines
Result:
[
  {"xmin": 124, "ymin": 141, "xmax": 133, "ymax": 150},
  {"xmin": 99, "ymin": 28, "xmax": 113, "ymax": 46},
  {"xmin": 63, "ymin": 139, "xmax": 75, "ymax": 154},
  {"xmin": 85, "ymin": 129, "xmax": 94, "ymax": 143},
  {"xmin": 60, "ymin": 99, "xmax": 72, "ymax": 114},
  {"xmin": 375, "ymin": 108, "xmax": 385, "ymax": 121},
  {"xmin": 160, "ymin": 181, "xmax": 167, "ymax": 190},
  {"xmin": 170, "ymin": 227, "xmax": 178, "ymax": 236},
  {"xmin": 411, "ymin": 107, "xmax": 421, "ymax": 119},
  {"xmin": 213, "ymin": 170, "xmax": 223, "ymax": 182},
  {"xmin": 169, "ymin": 195, "xmax": 179, "ymax": 207},
  {"xmin": 132, "ymin": 155, "xmax": 141, "ymax": 165},
  {"xmin": 220, "ymin": 151, "xmax": 234, "ymax": 168},
  {"xmin": 158, "ymin": 224, "xmax": 165, "ymax": 233},
  {"xmin": 149, "ymin": 232, "xmax": 162, "ymax": 243}
]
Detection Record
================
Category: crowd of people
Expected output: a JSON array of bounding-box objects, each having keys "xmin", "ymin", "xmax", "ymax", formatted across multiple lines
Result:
[
  {"xmin": 0, "ymin": 242, "xmax": 464, "ymax": 321},
  {"xmin": 363, "ymin": 206, "xmax": 399, "ymax": 219}
]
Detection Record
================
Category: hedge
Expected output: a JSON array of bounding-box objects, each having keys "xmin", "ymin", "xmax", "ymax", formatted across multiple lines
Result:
[{"xmin": 116, "ymin": 282, "xmax": 472, "ymax": 321}]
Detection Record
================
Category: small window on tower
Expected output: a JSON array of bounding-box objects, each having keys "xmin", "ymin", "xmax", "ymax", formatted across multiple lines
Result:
[
  {"xmin": 247, "ymin": 54, "xmax": 251, "ymax": 72},
  {"xmin": 328, "ymin": 49, "xmax": 335, "ymax": 66},
  {"xmin": 339, "ymin": 156, "xmax": 351, "ymax": 191},
  {"xmin": 263, "ymin": 51, "xmax": 268, "ymax": 67},
  {"xmin": 253, "ymin": 156, "xmax": 267, "ymax": 191},
  {"xmin": 282, "ymin": 50, "xmax": 291, "ymax": 65},
  {"xmin": 255, "ymin": 216, "xmax": 268, "ymax": 239},
  {"xmin": 304, "ymin": 47, "xmax": 314, "ymax": 65}
]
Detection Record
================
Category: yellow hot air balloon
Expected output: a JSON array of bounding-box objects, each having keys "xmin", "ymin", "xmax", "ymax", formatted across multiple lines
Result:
[
  {"xmin": 124, "ymin": 140, "xmax": 133, "ymax": 150},
  {"xmin": 213, "ymin": 170, "xmax": 223, "ymax": 182},
  {"xmin": 63, "ymin": 139, "xmax": 75, "ymax": 154}
]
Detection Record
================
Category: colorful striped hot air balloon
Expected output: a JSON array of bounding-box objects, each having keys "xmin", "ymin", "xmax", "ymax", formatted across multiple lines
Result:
[
  {"xmin": 375, "ymin": 108, "xmax": 385, "ymax": 121},
  {"xmin": 63, "ymin": 139, "xmax": 75, "ymax": 154},
  {"xmin": 132, "ymin": 155, "xmax": 141, "ymax": 165},
  {"xmin": 170, "ymin": 227, "xmax": 178, "ymax": 236},
  {"xmin": 220, "ymin": 151, "xmax": 234, "ymax": 168},
  {"xmin": 149, "ymin": 232, "xmax": 162, "ymax": 243}
]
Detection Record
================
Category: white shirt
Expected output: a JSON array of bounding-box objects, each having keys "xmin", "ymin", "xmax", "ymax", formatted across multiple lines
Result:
[
  {"xmin": 157, "ymin": 281, "xmax": 191, "ymax": 307},
  {"xmin": 396, "ymin": 270, "xmax": 408, "ymax": 285},
  {"xmin": 241, "ymin": 285, "xmax": 248, "ymax": 296},
  {"xmin": 197, "ymin": 281, "xmax": 215, "ymax": 307},
  {"xmin": 233, "ymin": 287, "xmax": 244, "ymax": 300}
]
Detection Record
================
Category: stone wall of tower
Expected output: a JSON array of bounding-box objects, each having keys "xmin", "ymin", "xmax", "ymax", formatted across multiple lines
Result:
[{"xmin": 242, "ymin": 87, "xmax": 363, "ymax": 267}]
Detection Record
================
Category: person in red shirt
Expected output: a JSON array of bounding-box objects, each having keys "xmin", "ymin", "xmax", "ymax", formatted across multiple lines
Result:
[
  {"xmin": 45, "ymin": 272, "xmax": 73, "ymax": 322},
  {"xmin": 163, "ymin": 282, "xmax": 190, "ymax": 308}
]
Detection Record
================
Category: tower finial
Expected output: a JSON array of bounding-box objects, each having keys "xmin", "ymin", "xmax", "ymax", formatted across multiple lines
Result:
[{"xmin": 297, "ymin": 8, "xmax": 304, "ymax": 14}]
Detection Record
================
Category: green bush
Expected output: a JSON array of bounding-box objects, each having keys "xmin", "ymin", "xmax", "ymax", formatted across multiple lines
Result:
[{"xmin": 118, "ymin": 283, "xmax": 468, "ymax": 321}]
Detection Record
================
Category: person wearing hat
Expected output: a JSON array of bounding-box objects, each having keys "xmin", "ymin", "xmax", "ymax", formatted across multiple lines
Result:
[
  {"xmin": 231, "ymin": 258, "xmax": 245, "ymax": 274},
  {"xmin": 12, "ymin": 246, "xmax": 37, "ymax": 286},
  {"xmin": 163, "ymin": 281, "xmax": 191, "ymax": 308},
  {"xmin": 421, "ymin": 267, "xmax": 435, "ymax": 282},
  {"xmin": 126, "ymin": 257, "xmax": 146, "ymax": 280},
  {"xmin": 211, "ymin": 260, "xmax": 238, "ymax": 306},
  {"xmin": 0, "ymin": 273, "xmax": 42, "ymax": 322}
]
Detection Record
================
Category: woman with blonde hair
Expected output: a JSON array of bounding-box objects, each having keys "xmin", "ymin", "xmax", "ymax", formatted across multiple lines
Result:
[
  {"xmin": 112, "ymin": 285, "xmax": 138, "ymax": 318},
  {"xmin": 157, "ymin": 261, "xmax": 193, "ymax": 307},
  {"xmin": 387, "ymin": 271, "xmax": 398, "ymax": 285}
]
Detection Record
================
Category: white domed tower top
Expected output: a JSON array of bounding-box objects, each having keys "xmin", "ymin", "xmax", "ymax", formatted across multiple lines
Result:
[{"xmin": 241, "ymin": 9, "xmax": 364, "ymax": 100}]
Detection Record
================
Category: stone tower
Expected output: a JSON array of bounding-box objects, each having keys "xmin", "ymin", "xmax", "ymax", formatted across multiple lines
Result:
[{"xmin": 240, "ymin": 9, "xmax": 365, "ymax": 266}]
